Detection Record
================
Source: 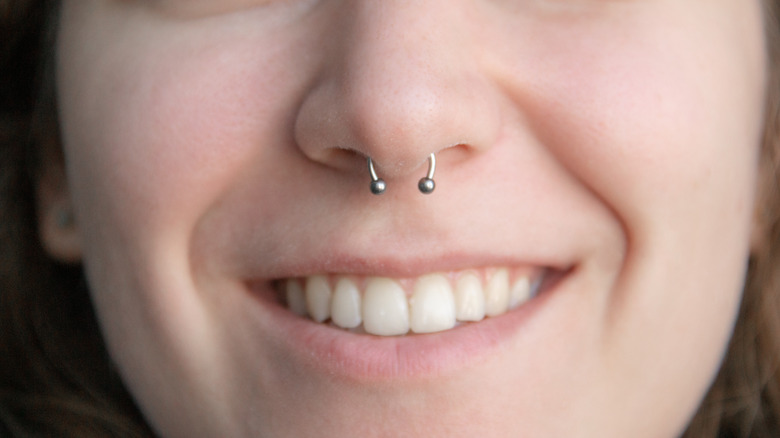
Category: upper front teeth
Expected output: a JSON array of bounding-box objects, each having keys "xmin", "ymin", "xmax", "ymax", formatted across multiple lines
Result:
[
  {"xmin": 363, "ymin": 278, "xmax": 410, "ymax": 336},
  {"xmin": 410, "ymin": 275, "xmax": 457, "ymax": 334},
  {"xmin": 283, "ymin": 268, "xmax": 542, "ymax": 337},
  {"xmin": 331, "ymin": 278, "xmax": 362, "ymax": 329}
]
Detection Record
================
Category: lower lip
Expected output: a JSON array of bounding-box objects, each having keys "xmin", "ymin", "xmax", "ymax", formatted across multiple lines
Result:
[{"xmin": 248, "ymin": 273, "xmax": 564, "ymax": 381}]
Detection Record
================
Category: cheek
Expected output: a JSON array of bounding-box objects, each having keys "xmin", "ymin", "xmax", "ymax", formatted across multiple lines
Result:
[
  {"xmin": 55, "ymin": 4, "xmax": 306, "ymax": 372},
  {"xmin": 539, "ymin": 9, "xmax": 763, "ymax": 220},
  {"xmin": 55, "ymin": 7, "xmax": 313, "ymax": 261},
  {"xmin": 489, "ymin": 4, "xmax": 765, "ymax": 429},
  {"xmin": 575, "ymin": 8, "xmax": 764, "ymax": 427},
  {"xmin": 54, "ymin": 9, "xmax": 320, "ymax": 427},
  {"xmin": 516, "ymin": 3, "xmax": 766, "ymax": 269}
]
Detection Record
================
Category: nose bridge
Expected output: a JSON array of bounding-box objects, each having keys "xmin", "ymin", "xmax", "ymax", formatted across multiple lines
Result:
[{"xmin": 295, "ymin": 1, "xmax": 499, "ymax": 178}]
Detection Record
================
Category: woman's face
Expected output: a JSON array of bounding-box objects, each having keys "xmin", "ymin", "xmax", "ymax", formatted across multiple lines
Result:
[{"xmin": 55, "ymin": 1, "xmax": 767, "ymax": 436}]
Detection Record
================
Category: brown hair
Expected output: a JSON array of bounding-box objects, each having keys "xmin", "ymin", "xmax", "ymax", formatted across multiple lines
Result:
[
  {"xmin": 1, "ymin": 1, "xmax": 780, "ymax": 436},
  {"xmin": 0, "ymin": 1, "xmax": 152, "ymax": 436}
]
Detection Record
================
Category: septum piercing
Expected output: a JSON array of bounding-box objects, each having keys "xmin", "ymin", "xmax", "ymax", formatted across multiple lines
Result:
[{"xmin": 368, "ymin": 153, "xmax": 436, "ymax": 195}]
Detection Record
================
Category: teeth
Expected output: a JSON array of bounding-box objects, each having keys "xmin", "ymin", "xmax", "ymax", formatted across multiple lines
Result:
[
  {"xmin": 285, "ymin": 280, "xmax": 308, "ymax": 316},
  {"xmin": 331, "ymin": 278, "xmax": 362, "ymax": 329},
  {"xmin": 454, "ymin": 272, "xmax": 485, "ymax": 322},
  {"xmin": 363, "ymin": 278, "xmax": 410, "ymax": 336},
  {"xmin": 281, "ymin": 268, "xmax": 543, "ymax": 336},
  {"xmin": 484, "ymin": 269, "xmax": 510, "ymax": 317},
  {"xmin": 410, "ymin": 274, "xmax": 456, "ymax": 334},
  {"xmin": 305, "ymin": 275, "xmax": 331, "ymax": 323},
  {"xmin": 509, "ymin": 277, "xmax": 531, "ymax": 310}
]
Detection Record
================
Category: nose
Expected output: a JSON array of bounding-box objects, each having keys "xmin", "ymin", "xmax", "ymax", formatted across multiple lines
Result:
[{"xmin": 294, "ymin": 1, "xmax": 501, "ymax": 182}]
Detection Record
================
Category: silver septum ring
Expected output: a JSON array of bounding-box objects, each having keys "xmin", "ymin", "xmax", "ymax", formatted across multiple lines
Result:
[{"xmin": 368, "ymin": 153, "xmax": 436, "ymax": 195}]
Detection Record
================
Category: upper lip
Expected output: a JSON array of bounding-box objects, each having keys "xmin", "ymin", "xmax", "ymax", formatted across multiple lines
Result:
[
  {"xmin": 233, "ymin": 243, "xmax": 575, "ymax": 282},
  {"xmin": 196, "ymin": 198, "xmax": 588, "ymax": 283}
]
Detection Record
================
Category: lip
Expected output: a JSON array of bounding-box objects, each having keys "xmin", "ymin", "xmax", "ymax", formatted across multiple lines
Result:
[{"xmin": 246, "ymin": 268, "xmax": 569, "ymax": 381}]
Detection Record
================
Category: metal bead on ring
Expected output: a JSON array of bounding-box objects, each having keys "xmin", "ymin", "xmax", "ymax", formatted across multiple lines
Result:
[
  {"xmin": 367, "ymin": 153, "xmax": 437, "ymax": 195},
  {"xmin": 367, "ymin": 157, "xmax": 386, "ymax": 195},
  {"xmin": 418, "ymin": 177, "xmax": 435, "ymax": 194},
  {"xmin": 418, "ymin": 153, "xmax": 436, "ymax": 195}
]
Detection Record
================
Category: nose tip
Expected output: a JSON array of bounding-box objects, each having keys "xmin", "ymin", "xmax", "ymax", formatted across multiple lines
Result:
[
  {"xmin": 293, "ymin": 2, "xmax": 500, "ymax": 185},
  {"xmin": 295, "ymin": 76, "xmax": 480, "ymax": 180}
]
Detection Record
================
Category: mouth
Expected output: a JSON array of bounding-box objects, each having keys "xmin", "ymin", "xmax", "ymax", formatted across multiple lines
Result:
[
  {"xmin": 276, "ymin": 267, "xmax": 548, "ymax": 336},
  {"xmin": 245, "ymin": 262, "xmax": 570, "ymax": 379}
]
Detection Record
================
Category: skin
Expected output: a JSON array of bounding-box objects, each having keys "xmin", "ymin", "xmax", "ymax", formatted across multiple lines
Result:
[{"xmin": 50, "ymin": 0, "xmax": 767, "ymax": 436}]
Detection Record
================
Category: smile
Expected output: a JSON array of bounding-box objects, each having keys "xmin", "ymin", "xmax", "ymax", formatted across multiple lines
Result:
[{"xmin": 279, "ymin": 268, "xmax": 546, "ymax": 336}]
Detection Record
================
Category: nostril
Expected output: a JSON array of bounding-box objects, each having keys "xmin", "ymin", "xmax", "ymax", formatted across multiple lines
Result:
[{"xmin": 304, "ymin": 147, "xmax": 366, "ymax": 173}]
